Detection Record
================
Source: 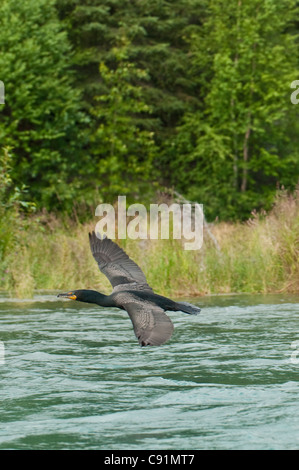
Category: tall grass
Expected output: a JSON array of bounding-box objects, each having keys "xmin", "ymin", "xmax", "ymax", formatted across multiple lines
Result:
[{"xmin": 0, "ymin": 190, "xmax": 298, "ymax": 298}]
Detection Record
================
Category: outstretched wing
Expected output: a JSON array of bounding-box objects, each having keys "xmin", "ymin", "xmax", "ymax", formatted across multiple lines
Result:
[
  {"xmin": 89, "ymin": 231, "xmax": 153, "ymax": 292},
  {"xmin": 124, "ymin": 300, "xmax": 174, "ymax": 346}
]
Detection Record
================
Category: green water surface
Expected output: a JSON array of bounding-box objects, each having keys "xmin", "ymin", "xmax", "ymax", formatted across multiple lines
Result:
[{"xmin": 0, "ymin": 292, "xmax": 298, "ymax": 450}]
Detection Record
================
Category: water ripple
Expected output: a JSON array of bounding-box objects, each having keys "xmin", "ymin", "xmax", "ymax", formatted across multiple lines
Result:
[{"xmin": 0, "ymin": 293, "xmax": 299, "ymax": 449}]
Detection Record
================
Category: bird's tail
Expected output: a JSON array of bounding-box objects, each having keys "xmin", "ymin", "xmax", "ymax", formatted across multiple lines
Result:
[{"xmin": 175, "ymin": 301, "xmax": 201, "ymax": 315}]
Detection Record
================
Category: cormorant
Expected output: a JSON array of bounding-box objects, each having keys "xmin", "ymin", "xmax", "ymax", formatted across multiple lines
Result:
[{"xmin": 57, "ymin": 232, "xmax": 201, "ymax": 346}]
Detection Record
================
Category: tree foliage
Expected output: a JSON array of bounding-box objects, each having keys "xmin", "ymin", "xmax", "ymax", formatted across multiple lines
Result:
[
  {"xmin": 0, "ymin": 0, "xmax": 298, "ymax": 219},
  {"xmin": 0, "ymin": 0, "xmax": 85, "ymax": 210},
  {"xmin": 171, "ymin": 0, "xmax": 299, "ymax": 219},
  {"xmin": 91, "ymin": 42, "xmax": 158, "ymax": 201}
]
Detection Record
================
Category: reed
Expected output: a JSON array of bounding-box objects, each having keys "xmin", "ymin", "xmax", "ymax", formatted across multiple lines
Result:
[{"xmin": 1, "ymin": 190, "xmax": 298, "ymax": 298}]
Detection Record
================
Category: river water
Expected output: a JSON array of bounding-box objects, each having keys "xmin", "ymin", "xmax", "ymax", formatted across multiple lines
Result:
[{"xmin": 0, "ymin": 292, "xmax": 298, "ymax": 450}]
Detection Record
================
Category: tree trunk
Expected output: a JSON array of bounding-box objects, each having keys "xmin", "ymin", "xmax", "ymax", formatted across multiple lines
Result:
[{"xmin": 241, "ymin": 123, "xmax": 251, "ymax": 192}]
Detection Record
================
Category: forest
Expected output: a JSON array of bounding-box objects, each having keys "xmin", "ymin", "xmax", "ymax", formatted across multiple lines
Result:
[{"xmin": 0, "ymin": 0, "xmax": 299, "ymax": 296}]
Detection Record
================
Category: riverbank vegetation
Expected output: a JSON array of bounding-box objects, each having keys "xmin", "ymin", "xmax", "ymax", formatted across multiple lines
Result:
[
  {"xmin": 0, "ymin": 0, "xmax": 299, "ymax": 297},
  {"xmin": 1, "ymin": 181, "xmax": 298, "ymax": 298}
]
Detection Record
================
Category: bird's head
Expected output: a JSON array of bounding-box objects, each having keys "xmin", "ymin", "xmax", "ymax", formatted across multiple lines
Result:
[
  {"xmin": 57, "ymin": 289, "xmax": 86, "ymax": 301},
  {"xmin": 57, "ymin": 289, "xmax": 106, "ymax": 304}
]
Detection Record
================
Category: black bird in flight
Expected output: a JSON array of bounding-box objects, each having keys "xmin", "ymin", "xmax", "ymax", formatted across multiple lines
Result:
[{"xmin": 58, "ymin": 232, "xmax": 201, "ymax": 346}]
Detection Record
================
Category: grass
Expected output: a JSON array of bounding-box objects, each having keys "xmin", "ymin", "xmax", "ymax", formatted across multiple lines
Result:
[{"xmin": 0, "ymin": 190, "xmax": 298, "ymax": 298}]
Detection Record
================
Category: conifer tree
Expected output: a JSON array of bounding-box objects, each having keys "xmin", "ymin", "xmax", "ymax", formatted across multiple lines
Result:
[
  {"xmin": 56, "ymin": 0, "xmax": 204, "ymax": 156},
  {"xmin": 91, "ymin": 42, "xmax": 158, "ymax": 202}
]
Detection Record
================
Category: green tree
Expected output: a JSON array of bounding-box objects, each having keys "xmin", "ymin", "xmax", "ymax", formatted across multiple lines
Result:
[
  {"xmin": 55, "ymin": 0, "xmax": 204, "ymax": 179},
  {"xmin": 91, "ymin": 43, "xmax": 158, "ymax": 201},
  {"xmin": 173, "ymin": 0, "xmax": 299, "ymax": 220},
  {"xmin": 0, "ymin": 0, "xmax": 85, "ymax": 210}
]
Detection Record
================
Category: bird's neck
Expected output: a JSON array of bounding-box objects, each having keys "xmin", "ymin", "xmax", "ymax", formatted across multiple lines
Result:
[{"xmin": 84, "ymin": 290, "xmax": 113, "ymax": 307}]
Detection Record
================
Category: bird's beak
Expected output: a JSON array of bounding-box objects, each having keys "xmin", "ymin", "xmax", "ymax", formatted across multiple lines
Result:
[{"xmin": 57, "ymin": 292, "xmax": 77, "ymax": 300}]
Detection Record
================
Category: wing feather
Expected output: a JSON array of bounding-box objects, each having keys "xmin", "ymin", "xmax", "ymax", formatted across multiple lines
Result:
[
  {"xmin": 89, "ymin": 232, "xmax": 153, "ymax": 292},
  {"xmin": 124, "ymin": 301, "xmax": 174, "ymax": 346}
]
